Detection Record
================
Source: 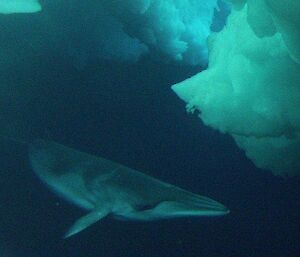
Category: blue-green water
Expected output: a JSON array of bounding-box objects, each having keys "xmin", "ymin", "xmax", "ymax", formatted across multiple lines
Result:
[
  {"xmin": 1, "ymin": 4, "xmax": 300, "ymax": 257},
  {"xmin": 1, "ymin": 57, "xmax": 299, "ymax": 257}
]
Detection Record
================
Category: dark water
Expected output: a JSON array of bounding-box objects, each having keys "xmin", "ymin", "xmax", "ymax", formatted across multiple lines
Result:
[{"xmin": 1, "ymin": 11, "xmax": 300, "ymax": 257}]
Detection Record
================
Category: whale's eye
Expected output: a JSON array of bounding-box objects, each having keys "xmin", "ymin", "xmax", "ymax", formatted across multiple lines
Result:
[{"xmin": 136, "ymin": 203, "xmax": 158, "ymax": 211}]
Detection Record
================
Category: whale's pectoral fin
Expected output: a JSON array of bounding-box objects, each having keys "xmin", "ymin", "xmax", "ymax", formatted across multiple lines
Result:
[{"xmin": 64, "ymin": 209, "xmax": 109, "ymax": 239}]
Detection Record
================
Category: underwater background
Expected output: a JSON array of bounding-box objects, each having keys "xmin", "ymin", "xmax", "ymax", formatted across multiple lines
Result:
[
  {"xmin": 1, "ymin": 56, "xmax": 300, "ymax": 257},
  {"xmin": 1, "ymin": 1, "xmax": 300, "ymax": 257}
]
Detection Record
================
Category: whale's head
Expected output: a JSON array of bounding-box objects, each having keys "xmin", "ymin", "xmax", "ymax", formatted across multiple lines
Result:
[{"xmin": 124, "ymin": 186, "xmax": 229, "ymax": 220}]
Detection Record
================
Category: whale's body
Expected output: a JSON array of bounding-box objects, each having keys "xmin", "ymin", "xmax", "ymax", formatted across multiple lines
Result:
[{"xmin": 29, "ymin": 140, "xmax": 229, "ymax": 238}]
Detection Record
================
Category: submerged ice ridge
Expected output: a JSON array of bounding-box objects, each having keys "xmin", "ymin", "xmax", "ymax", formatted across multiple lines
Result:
[
  {"xmin": 173, "ymin": 0, "xmax": 300, "ymax": 176},
  {"xmin": 0, "ymin": 0, "xmax": 227, "ymax": 66},
  {"xmin": 3, "ymin": 0, "xmax": 299, "ymax": 176},
  {"xmin": 102, "ymin": 0, "xmax": 220, "ymax": 64}
]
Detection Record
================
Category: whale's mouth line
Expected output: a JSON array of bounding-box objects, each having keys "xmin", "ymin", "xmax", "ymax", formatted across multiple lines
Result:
[{"xmin": 174, "ymin": 191, "xmax": 229, "ymax": 214}]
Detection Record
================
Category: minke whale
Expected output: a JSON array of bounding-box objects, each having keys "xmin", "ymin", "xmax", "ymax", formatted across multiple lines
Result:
[{"xmin": 29, "ymin": 140, "xmax": 229, "ymax": 238}]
